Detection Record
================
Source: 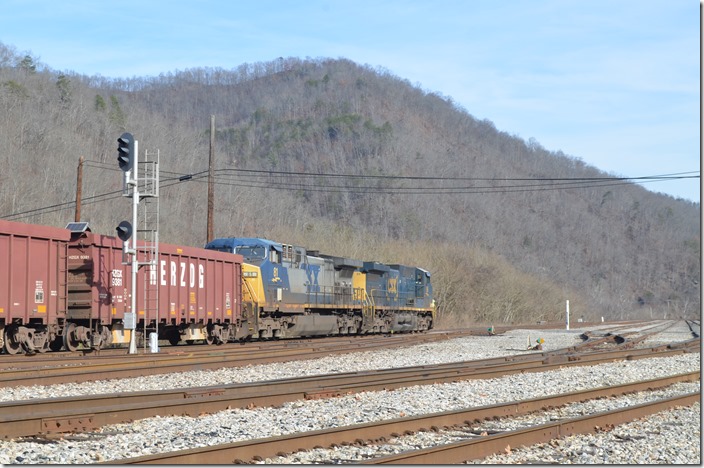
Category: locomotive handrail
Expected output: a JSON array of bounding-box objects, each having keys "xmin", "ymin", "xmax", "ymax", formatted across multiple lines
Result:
[
  {"xmin": 307, "ymin": 285, "xmax": 354, "ymax": 307},
  {"xmin": 242, "ymin": 277, "xmax": 260, "ymax": 304}
]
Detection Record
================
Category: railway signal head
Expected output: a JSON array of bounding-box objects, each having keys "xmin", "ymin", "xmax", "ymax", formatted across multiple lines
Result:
[
  {"xmin": 117, "ymin": 132, "xmax": 135, "ymax": 172},
  {"xmin": 116, "ymin": 220, "xmax": 133, "ymax": 241}
]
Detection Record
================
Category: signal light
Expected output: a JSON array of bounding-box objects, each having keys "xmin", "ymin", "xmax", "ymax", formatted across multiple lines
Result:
[
  {"xmin": 116, "ymin": 220, "xmax": 133, "ymax": 241},
  {"xmin": 117, "ymin": 132, "xmax": 134, "ymax": 172}
]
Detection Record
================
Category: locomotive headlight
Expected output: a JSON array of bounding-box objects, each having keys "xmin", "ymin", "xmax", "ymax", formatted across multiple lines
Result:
[{"xmin": 243, "ymin": 271, "xmax": 258, "ymax": 278}]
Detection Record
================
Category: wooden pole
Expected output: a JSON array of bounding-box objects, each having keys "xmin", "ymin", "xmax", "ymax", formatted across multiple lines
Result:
[
  {"xmin": 75, "ymin": 156, "xmax": 84, "ymax": 222},
  {"xmin": 207, "ymin": 115, "xmax": 215, "ymax": 243}
]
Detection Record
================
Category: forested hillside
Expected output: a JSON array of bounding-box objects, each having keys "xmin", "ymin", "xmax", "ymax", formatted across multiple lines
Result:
[{"xmin": 0, "ymin": 43, "xmax": 699, "ymax": 326}]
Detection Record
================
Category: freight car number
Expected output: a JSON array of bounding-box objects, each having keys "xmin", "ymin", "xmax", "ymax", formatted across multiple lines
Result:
[{"xmin": 111, "ymin": 269, "xmax": 123, "ymax": 286}]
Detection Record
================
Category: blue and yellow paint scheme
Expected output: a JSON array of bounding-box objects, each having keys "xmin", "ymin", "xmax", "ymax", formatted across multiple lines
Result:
[{"xmin": 205, "ymin": 237, "xmax": 434, "ymax": 336}]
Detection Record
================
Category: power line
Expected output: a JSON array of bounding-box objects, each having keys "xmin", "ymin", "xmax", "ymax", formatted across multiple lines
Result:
[
  {"xmin": 214, "ymin": 167, "xmax": 699, "ymax": 183},
  {"xmin": 205, "ymin": 169, "xmax": 698, "ymax": 194},
  {"xmin": 1, "ymin": 161, "xmax": 698, "ymax": 221}
]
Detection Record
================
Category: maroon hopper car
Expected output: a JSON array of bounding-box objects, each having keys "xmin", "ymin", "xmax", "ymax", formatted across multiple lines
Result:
[
  {"xmin": 65, "ymin": 229, "xmax": 244, "ymax": 350},
  {"xmin": 0, "ymin": 219, "xmax": 71, "ymax": 353},
  {"xmin": 0, "ymin": 219, "xmax": 244, "ymax": 353}
]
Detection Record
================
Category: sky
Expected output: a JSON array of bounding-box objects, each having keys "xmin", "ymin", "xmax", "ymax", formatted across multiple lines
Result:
[{"xmin": 0, "ymin": 0, "xmax": 700, "ymax": 202}]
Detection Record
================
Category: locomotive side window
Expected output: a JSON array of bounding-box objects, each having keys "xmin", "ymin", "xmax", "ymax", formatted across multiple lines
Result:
[{"xmin": 235, "ymin": 245, "xmax": 266, "ymax": 260}]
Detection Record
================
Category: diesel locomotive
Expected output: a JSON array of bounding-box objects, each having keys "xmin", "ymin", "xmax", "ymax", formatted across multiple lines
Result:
[
  {"xmin": 0, "ymin": 219, "xmax": 434, "ymax": 354},
  {"xmin": 204, "ymin": 237, "xmax": 435, "ymax": 338}
]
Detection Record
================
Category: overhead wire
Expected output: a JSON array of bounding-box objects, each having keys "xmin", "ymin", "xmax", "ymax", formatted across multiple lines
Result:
[{"xmin": 1, "ymin": 160, "xmax": 699, "ymax": 221}]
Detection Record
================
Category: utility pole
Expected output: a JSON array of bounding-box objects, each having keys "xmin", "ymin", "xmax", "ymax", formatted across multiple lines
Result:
[
  {"xmin": 207, "ymin": 114, "xmax": 215, "ymax": 243},
  {"xmin": 75, "ymin": 156, "xmax": 84, "ymax": 222}
]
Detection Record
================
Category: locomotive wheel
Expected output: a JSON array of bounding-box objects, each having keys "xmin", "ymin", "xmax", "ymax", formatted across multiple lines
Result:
[
  {"xmin": 3, "ymin": 328, "xmax": 22, "ymax": 355},
  {"xmin": 63, "ymin": 323, "xmax": 81, "ymax": 352}
]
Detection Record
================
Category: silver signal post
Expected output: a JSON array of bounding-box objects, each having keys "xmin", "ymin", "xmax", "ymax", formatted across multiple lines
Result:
[
  {"xmin": 128, "ymin": 139, "xmax": 139, "ymax": 354},
  {"xmin": 116, "ymin": 134, "xmax": 160, "ymax": 355},
  {"xmin": 117, "ymin": 133, "xmax": 139, "ymax": 354}
]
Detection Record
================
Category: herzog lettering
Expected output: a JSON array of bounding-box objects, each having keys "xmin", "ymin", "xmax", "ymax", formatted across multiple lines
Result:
[{"xmin": 154, "ymin": 260, "xmax": 205, "ymax": 288}]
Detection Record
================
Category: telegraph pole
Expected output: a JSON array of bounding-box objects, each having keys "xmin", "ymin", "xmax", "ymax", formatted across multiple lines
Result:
[{"xmin": 207, "ymin": 115, "xmax": 215, "ymax": 243}]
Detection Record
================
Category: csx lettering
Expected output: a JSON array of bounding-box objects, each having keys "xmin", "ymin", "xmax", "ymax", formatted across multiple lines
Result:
[{"xmin": 160, "ymin": 260, "xmax": 204, "ymax": 288}]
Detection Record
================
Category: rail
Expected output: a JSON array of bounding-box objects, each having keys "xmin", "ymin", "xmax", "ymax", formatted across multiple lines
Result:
[{"xmin": 109, "ymin": 376, "xmax": 700, "ymax": 464}]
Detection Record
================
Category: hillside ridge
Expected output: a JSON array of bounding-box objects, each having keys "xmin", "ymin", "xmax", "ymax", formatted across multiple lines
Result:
[{"xmin": 0, "ymin": 45, "xmax": 699, "ymax": 323}]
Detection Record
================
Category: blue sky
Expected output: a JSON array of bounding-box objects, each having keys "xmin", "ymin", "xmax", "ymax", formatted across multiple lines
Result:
[{"xmin": 1, "ymin": 0, "xmax": 700, "ymax": 202}]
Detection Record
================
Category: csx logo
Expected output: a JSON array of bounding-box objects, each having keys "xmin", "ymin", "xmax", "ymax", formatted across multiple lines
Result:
[{"xmin": 387, "ymin": 279, "xmax": 398, "ymax": 295}]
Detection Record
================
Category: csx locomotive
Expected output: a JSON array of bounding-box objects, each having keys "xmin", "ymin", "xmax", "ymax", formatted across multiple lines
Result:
[
  {"xmin": 204, "ymin": 237, "xmax": 435, "ymax": 339},
  {"xmin": 0, "ymin": 219, "xmax": 434, "ymax": 354}
]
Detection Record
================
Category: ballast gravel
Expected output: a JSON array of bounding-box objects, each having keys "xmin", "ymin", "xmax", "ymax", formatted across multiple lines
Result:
[{"xmin": 0, "ymin": 322, "xmax": 699, "ymax": 464}]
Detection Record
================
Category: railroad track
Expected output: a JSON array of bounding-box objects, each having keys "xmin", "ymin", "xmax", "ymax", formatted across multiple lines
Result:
[
  {"xmin": 684, "ymin": 319, "xmax": 700, "ymax": 338},
  {"xmin": 0, "ymin": 320, "xmax": 672, "ymax": 386},
  {"xmin": 365, "ymin": 391, "xmax": 700, "ymax": 464},
  {"xmin": 109, "ymin": 373, "xmax": 700, "ymax": 464},
  {"xmin": 0, "ymin": 330, "xmax": 466, "ymax": 366},
  {"xmin": 0, "ymin": 330, "xmax": 471, "ymax": 387},
  {"xmin": 2, "ymin": 338, "xmax": 698, "ymax": 440},
  {"xmin": 577, "ymin": 319, "xmax": 678, "ymax": 346}
]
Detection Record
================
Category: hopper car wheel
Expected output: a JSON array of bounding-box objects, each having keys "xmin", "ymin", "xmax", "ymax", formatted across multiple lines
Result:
[
  {"xmin": 168, "ymin": 334, "xmax": 181, "ymax": 346},
  {"xmin": 4, "ymin": 328, "xmax": 23, "ymax": 355},
  {"xmin": 185, "ymin": 340, "xmax": 195, "ymax": 345},
  {"xmin": 63, "ymin": 323, "xmax": 81, "ymax": 352},
  {"xmin": 205, "ymin": 334, "xmax": 214, "ymax": 345},
  {"xmin": 36, "ymin": 337, "xmax": 50, "ymax": 353}
]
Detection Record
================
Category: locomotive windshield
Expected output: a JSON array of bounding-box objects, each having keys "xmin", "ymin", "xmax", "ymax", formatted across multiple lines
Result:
[{"xmin": 235, "ymin": 245, "xmax": 266, "ymax": 260}]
